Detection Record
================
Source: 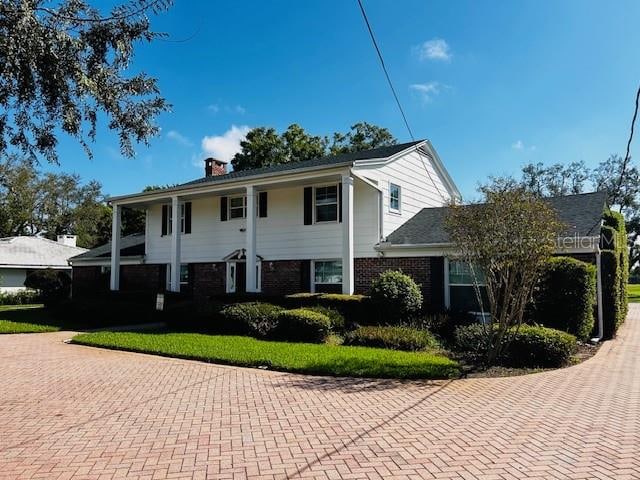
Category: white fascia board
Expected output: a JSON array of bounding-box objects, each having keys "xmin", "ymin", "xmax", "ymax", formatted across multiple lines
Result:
[
  {"xmin": 70, "ymin": 255, "xmax": 145, "ymax": 267},
  {"xmin": 108, "ymin": 163, "xmax": 354, "ymax": 206},
  {"xmin": 350, "ymin": 171, "xmax": 383, "ymax": 191},
  {"xmin": 0, "ymin": 264, "xmax": 71, "ymax": 269},
  {"xmin": 422, "ymin": 141, "xmax": 462, "ymax": 201},
  {"xmin": 352, "ymin": 140, "xmax": 427, "ymax": 167}
]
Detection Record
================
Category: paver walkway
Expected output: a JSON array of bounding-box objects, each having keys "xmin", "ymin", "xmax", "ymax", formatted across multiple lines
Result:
[{"xmin": 1, "ymin": 308, "xmax": 639, "ymax": 480}]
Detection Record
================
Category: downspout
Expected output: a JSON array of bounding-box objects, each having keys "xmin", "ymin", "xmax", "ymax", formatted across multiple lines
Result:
[{"xmin": 592, "ymin": 248, "xmax": 604, "ymax": 343}]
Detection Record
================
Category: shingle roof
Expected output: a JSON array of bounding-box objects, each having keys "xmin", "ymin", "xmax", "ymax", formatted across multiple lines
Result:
[
  {"xmin": 386, "ymin": 191, "xmax": 608, "ymax": 245},
  {"xmin": 69, "ymin": 233, "xmax": 145, "ymax": 261},
  {"xmin": 0, "ymin": 236, "xmax": 88, "ymax": 268},
  {"xmin": 181, "ymin": 140, "xmax": 424, "ymax": 187}
]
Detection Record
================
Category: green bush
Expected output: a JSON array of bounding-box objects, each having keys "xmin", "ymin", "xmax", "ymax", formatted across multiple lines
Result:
[
  {"xmin": 454, "ymin": 323, "xmax": 577, "ymax": 368},
  {"xmin": 304, "ymin": 305, "xmax": 345, "ymax": 332},
  {"xmin": 530, "ymin": 257, "xmax": 596, "ymax": 340},
  {"xmin": 274, "ymin": 308, "xmax": 331, "ymax": 342},
  {"xmin": 370, "ymin": 270, "xmax": 423, "ymax": 323},
  {"xmin": 345, "ymin": 325, "xmax": 438, "ymax": 351},
  {"xmin": 23, "ymin": 269, "xmax": 71, "ymax": 305},
  {"xmin": 218, "ymin": 302, "xmax": 284, "ymax": 337},
  {"xmin": 600, "ymin": 209, "xmax": 628, "ymax": 338},
  {"xmin": 0, "ymin": 290, "xmax": 41, "ymax": 305},
  {"xmin": 284, "ymin": 293, "xmax": 371, "ymax": 324}
]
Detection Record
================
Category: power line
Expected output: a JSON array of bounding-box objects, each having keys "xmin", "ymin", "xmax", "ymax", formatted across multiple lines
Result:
[
  {"xmin": 356, "ymin": 0, "xmax": 415, "ymax": 141},
  {"xmin": 613, "ymin": 83, "xmax": 640, "ymax": 208}
]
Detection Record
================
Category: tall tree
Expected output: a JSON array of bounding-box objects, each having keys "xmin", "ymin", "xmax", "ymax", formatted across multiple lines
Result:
[
  {"xmin": 231, "ymin": 122, "xmax": 397, "ymax": 171},
  {"xmin": 0, "ymin": 0, "xmax": 171, "ymax": 164}
]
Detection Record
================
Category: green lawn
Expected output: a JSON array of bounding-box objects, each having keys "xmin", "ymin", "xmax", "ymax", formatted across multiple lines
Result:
[
  {"xmin": 0, "ymin": 304, "xmax": 62, "ymax": 333},
  {"xmin": 628, "ymin": 284, "xmax": 640, "ymax": 303},
  {"xmin": 72, "ymin": 331, "xmax": 460, "ymax": 379}
]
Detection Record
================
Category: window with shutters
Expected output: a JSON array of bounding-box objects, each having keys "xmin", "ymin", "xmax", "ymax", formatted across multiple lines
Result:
[
  {"xmin": 163, "ymin": 202, "xmax": 191, "ymax": 234},
  {"xmin": 228, "ymin": 196, "xmax": 247, "ymax": 219},
  {"xmin": 314, "ymin": 185, "xmax": 338, "ymax": 223}
]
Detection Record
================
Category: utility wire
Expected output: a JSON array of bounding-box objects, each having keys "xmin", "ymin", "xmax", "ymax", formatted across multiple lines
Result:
[
  {"xmin": 613, "ymin": 84, "xmax": 640, "ymax": 209},
  {"xmin": 356, "ymin": 0, "xmax": 415, "ymax": 141}
]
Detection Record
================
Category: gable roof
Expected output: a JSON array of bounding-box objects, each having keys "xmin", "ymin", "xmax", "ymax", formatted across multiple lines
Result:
[
  {"xmin": 180, "ymin": 140, "xmax": 424, "ymax": 187},
  {"xmin": 0, "ymin": 236, "xmax": 88, "ymax": 268},
  {"xmin": 69, "ymin": 233, "xmax": 145, "ymax": 262},
  {"xmin": 386, "ymin": 191, "xmax": 608, "ymax": 246}
]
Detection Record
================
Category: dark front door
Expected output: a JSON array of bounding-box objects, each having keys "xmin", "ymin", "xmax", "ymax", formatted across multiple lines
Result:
[{"xmin": 235, "ymin": 262, "xmax": 246, "ymax": 294}]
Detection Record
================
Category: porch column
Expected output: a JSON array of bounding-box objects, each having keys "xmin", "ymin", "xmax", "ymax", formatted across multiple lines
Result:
[
  {"xmin": 170, "ymin": 195, "xmax": 181, "ymax": 292},
  {"xmin": 110, "ymin": 203, "xmax": 122, "ymax": 291},
  {"xmin": 245, "ymin": 185, "xmax": 257, "ymax": 292},
  {"xmin": 595, "ymin": 249, "xmax": 604, "ymax": 340},
  {"xmin": 342, "ymin": 175, "xmax": 354, "ymax": 294}
]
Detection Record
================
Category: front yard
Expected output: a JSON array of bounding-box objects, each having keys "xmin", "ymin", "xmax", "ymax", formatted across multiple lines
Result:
[
  {"xmin": 628, "ymin": 284, "xmax": 640, "ymax": 303},
  {"xmin": 0, "ymin": 304, "xmax": 61, "ymax": 333},
  {"xmin": 72, "ymin": 330, "xmax": 460, "ymax": 379}
]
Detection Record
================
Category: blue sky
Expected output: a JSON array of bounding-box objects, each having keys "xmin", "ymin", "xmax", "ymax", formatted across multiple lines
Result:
[{"xmin": 47, "ymin": 0, "xmax": 640, "ymax": 200}]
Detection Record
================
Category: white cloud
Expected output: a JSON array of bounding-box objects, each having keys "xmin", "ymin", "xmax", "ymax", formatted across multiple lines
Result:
[
  {"xmin": 166, "ymin": 130, "xmax": 193, "ymax": 147},
  {"xmin": 201, "ymin": 125, "xmax": 251, "ymax": 163},
  {"xmin": 414, "ymin": 38, "xmax": 451, "ymax": 61},
  {"xmin": 512, "ymin": 140, "xmax": 524, "ymax": 150},
  {"xmin": 207, "ymin": 104, "xmax": 220, "ymax": 113},
  {"xmin": 206, "ymin": 103, "xmax": 246, "ymax": 115},
  {"xmin": 409, "ymin": 82, "xmax": 442, "ymax": 102}
]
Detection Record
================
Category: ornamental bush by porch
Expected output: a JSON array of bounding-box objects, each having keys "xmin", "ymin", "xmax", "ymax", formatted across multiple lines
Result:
[
  {"xmin": 529, "ymin": 257, "xmax": 596, "ymax": 341},
  {"xmin": 284, "ymin": 293, "xmax": 371, "ymax": 324},
  {"xmin": 218, "ymin": 302, "xmax": 284, "ymax": 338},
  {"xmin": 345, "ymin": 325, "xmax": 438, "ymax": 351},
  {"xmin": 370, "ymin": 270, "xmax": 423, "ymax": 322},
  {"xmin": 274, "ymin": 308, "xmax": 332, "ymax": 343}
]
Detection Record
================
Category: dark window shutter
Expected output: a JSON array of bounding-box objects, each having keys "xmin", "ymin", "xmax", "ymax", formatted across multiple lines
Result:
[
  {"xmin": 161, "ymin": 205, "xmax": 168, "ymax": 236},
  {"xmin": 301, "ymin": 260, "xmax": 311, "ymax": 292},
  {"xmin": 184, "ymin": 202, "xmax": 192, "ymax": 234},
  {"xmin": 220, "ymin": 196, "xmax": 228, "ymax": 221},
  {"xmin": 338, "ymin": 182, "xmax": 343, "ymax": 223},
  {"xmin": 259, "ymin": 192, "xmax": 268, "ymax": 218},
  {"xmin": 303, "ymin": 187, "xmax": 313, "ymax": 225}
]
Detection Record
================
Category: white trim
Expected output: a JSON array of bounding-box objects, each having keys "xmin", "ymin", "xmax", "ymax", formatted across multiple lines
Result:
[
  {"xmin": 341, "ymin": 176, "xmax": 354, "ymax": 294},
  {"xmin": 226, "ymin": 262, "xmax": 236, "ymax": 293},
  {"xmin": 169, "ymin": 196, "xmax": 181, "ymax": 292},
  {"xmin": 228, "ymin": 195, "xmax": 247, "ymax": 220},
  {"xmin": 312, "ymin": 259, "xmax": 344, "ymax": 292},
  {"xmin": 0, "ymin": 264, "xmax": 72, "ymax": 269},
  {"xmin": 245, "ymin": 186, "xmax": 257, "ymax": 293},
  {"xmin": 70, "ymin": 256, "xmax": 144, "ymax": 267},
  {"xmin": 313, "ymin": 183, "xmax": 340, "ymax": 224}
]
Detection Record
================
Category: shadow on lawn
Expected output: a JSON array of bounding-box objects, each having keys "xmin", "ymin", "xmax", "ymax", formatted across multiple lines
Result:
[{"xmin": 0, "ymin": 306, "xmax": 68, "ymax": 328}]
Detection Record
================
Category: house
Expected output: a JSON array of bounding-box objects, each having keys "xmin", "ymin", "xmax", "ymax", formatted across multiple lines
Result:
[
  {"xmin": 71, "ymin": 140, "xmax": 460, "ymax": 303},
  {"xmin": 69, "ymin": 140, "xmax": 607, "ymax": 324},
  {"xmin": 0, "ymin": 235, "xmax": 88, "ymax": 293}
]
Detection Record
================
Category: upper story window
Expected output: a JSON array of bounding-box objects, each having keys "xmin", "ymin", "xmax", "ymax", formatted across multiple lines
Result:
[
  {"xmin": 315, "ymin": 185, "xmax": 338, "ymax": 223},
  {"xmin": 229, "ymin": 196, "xmax": 247, "ymax": 219},
  {"xmin": 389, "ymin": 183, "xmax": 401, "ymax": 212},
  {"xmin": 162, "ymin": 202, "xmax": 191, "ymax": 236}
]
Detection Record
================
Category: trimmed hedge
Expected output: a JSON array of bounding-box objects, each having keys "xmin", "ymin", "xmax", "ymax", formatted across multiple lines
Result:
[
  {"xmin": 303, "ymin": 305, "xmax": 345, "ymax": 332},
  {"xmin": 0, "ymin": 290, "xmax": 41, "ymax": 305},
  {"xmin": 370, "ymin": 270, "xmax": 423, "ymax": 323},
  {"xmin": 530, "ymin": 257, "xmax": 596, "ymax": 340},
  {"xmin": 454, "ymin": 323, "xmax": 577, "ymax": 368},
  {"xmin": 345, "ymin": 326, "xmax": 438, "ymax": 351},
  {"xmin": 284, "ymin": 293, "xmax": 371, "ymax": 324},
  {"xmin": 274, "ymin": 308, "xmax": 331, "ymax": 342},
  {"xmin": 218, "ymin": 302, "xmax": 284, "ymax": 337},
  {"xmin": 600, "ymin": 209, "xmax": 629, "ymax": 338}
]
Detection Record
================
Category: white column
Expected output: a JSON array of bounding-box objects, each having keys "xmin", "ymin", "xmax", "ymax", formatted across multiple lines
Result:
[
  {"xmin": 595, "ymin": 250, "xmax": 604, "ymax": 340},
  {"xmin": 110, "ymin": 203, "xmax": 122, "ymax": 291},
  {"xmin": 342, "ymin": 175, "xmax": 354, "ymax": 295},
  {"xmin": 170, "ymin": 196, "xmax": 181, "ymax": 292},
  {"xmin": 245, "ymin": 185, "xmax": 257, "ymax": 292}
]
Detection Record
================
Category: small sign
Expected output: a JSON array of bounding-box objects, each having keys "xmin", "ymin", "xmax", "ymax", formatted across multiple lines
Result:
[{"xmin": 156, "ymin": 293, "xmax": 165, "ymax": 311}]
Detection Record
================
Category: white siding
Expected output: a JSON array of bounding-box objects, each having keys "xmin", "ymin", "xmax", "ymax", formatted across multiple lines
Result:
[
  {"xmin": 353, "ymin": 149, "xmax": 452, "ymax": 238},
  {"xmin": 145, "ymin": 179, "xmax": 380, "ymax": 263},
  {"xmin": 0, "ymin": 268, "xmax": 27, "ymax": 292}
]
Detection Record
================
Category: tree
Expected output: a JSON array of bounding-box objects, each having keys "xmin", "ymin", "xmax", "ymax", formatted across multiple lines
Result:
[
  {"xmin": 0, "ymin": 0, "xmax": 171, "ymax": 164},
  {"xmin": 231, "ymin": 122, "xmax": 397, "ymax": 171},
  {"xmin": 329, "ymin": 122, "xmax": 396, "ymax": 155},
  {"xmin": 520, "ymin": 161, "xmax": 589, "ymax": 197},
  {"xmin": 445, "ymin": 183, "xmax": 563, "ymax": 366},
  {"xmin": 592, "ymin": 155, "xmax": 640, "ymax": 213}
]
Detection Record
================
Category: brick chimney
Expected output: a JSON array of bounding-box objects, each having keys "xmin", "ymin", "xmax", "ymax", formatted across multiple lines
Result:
[
  {"xmin": 57, "ymin": 234, "xmax": 77, "ymax": 247},
  {"xmin": 205, "ymin": 157, "xmax": 227, "ymax": 177}
]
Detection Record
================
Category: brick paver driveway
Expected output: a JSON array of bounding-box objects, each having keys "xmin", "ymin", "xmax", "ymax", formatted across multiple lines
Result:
[{"xmin": 1, "ymin": 308, "xmax": 639, "ymax": 480}]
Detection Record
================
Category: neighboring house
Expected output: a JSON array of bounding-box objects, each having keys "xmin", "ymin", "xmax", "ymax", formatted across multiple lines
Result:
[
  {"xmin": 71, "ymin": 140, "xmax": 460, "ymax": 302},
  {"xmin": 0, "ymin": 235, "xmax": 88, "ymax": 293},
  {"xmin": 69, "ymin": 140, "xmax": 607, "ymax": 323}
]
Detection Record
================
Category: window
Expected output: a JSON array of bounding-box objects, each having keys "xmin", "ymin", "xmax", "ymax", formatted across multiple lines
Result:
[
  {"xmin": 315, "ymin": 185, "xmax": 338, "ymax": 222},
  {"xmin": 229, "ymin": 196, "xmax": 247, "ymax": 219},
  {"xmin": 389, "ymin": 183, "xmax": 401, "ymax": 212},
  {"xmin": 163, "ymin": 202, "xmax": 190, "ymax": 234},
  {"xmin": 448, "ymin": 260, "xmax": 488, "ymax": 312},
  {"xmin": 180, "ymin": 204, "xmax": 185, "ymax": 233},
  {"xmin": 314, "ymin": 260, "xmax": 342, "ymax": 285},
  {"xmin": 180, "ymin": 264, "xmax": 189, "ymax": 286},
  {"xmin": 165, "ymin": 205, "xmax": 173, "ymax": 234}
]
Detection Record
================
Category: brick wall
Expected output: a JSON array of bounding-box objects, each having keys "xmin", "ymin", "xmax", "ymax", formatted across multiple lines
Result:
[
  {"xmin": 354, "ymin": 256, "xmax": 431, "ymax": 298},
  {"xmin": 192, "ymin": 262, "xmax": 226, "ymax": 301},
  {"xmin": 72, "ymin": 266, "xmax": 108, "ymax": 296},
  {"xmin": 120, "ymin": 264, "xmax": 163, "ymax": 292},
  {"xmin": 261, "ymin": 260, "xmax": 308, "ymax": 295}
]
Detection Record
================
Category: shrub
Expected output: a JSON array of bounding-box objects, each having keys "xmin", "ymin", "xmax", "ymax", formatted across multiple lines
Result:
[
  {"xmin": 218, "ymin": 302, "xmax": 284, "ymax": 337},
  {"xmin": 599, "ymin": 209, "xmax": 628, "ymax": 339},
  {"xmin": 530, "ymin": 257, "xmax": 596, "ymax": 340},
  {"xmin": 284, "ymin": 293, "xmax": 372, "ymax": 324},
  {"xmin": 23, "ymin": 269, "xmax": 71, "ymax": 305},
  {"xmin": 345, "ymin": 325, "xmax": 438, "ymax": 351},
  {"xmin": 274, "ymin": 308, "xmax": 331, "ymax": 342},
  {"xmin": 0, "ymin": 290, "xmax": 41, "ymax": 305},
  {"xmin": 454, "ymin": 323, "xmax": 577, "ymax": 368},
  {"xmin": 419, "ymin": 310, "xmax": 475, "ymax": 343},
  {"xmin": 370, "ymin": 270, "xmax": 423, "ymax": 323},
  {"xmin": 303, "ymin": 305, "xmax": 345, "ymax": 332}
]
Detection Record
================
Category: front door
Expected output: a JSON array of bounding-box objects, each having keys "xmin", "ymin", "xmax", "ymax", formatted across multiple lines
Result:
[{"xmin": 226, "ymin": 262, "xmax": 246, "ymax": 293}]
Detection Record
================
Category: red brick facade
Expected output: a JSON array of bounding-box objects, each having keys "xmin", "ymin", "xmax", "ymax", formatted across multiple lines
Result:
[
  {"xmin": 191, "ymin": 262, "xmax": 226, "ymax": 300},
  {"xmin": 261, "ymin": 260, "xmax": 309, "ymax": 295},
  {"xmin": 355, "ymin": 256, "xmax": 432, "ymax": 298}
]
